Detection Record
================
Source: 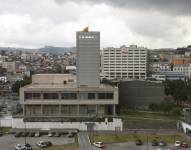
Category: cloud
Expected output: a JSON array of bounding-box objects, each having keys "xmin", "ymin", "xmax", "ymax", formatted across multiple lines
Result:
[
  {"xmin": 55, "ymin": 0, "xmax": 191, "ymax": 16},
  {"xmin": 0, "ymin": 0, "xmax": 190, "ymax": 49}
]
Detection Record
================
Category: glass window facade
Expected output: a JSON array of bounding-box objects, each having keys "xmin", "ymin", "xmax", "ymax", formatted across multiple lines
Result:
[
  {"xmin": 25, "ymin": 92, "xmax": 41, "ymax": 100},
  {"xmin": 98, "ymin": 93, "xmax": 113, "ymax": 99},
  {"xmin": 61, "ymin": 93, "xmax": 77, "ymax": 100},
  {"xmin": 43, "ymin": 93, "xmax": 59, "ymax": 99}
]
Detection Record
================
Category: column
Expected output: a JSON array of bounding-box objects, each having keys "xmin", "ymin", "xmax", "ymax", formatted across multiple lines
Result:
[
  {"xmin": 77, "ymin": 105, "xmax": 80, "ymax": 116},
  {"xmin": 41, "ymin": 105, "xmax": 43, "ymax": 115},
  {"xmin": 113, "ymin": 104, "xmax": 116, "ymax": 116},
  {"xmin": 59, "ymin": 105, "xmax": 61, "ymax": 115}
]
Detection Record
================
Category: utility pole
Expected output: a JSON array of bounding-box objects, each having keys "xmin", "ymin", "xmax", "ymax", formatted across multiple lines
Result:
[
  {"xmin": 147, "ymin": 136, "xmax": 148, "ymax": 150},
  {"xmin": 24, "ymin": 122, "xmax": 26, "ymax": 145}
]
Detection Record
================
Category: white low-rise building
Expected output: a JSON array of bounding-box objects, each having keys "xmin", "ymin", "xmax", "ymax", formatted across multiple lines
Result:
[{"xmin": 173, "ymin": 64, "xmax": 191, "ymax": 79}]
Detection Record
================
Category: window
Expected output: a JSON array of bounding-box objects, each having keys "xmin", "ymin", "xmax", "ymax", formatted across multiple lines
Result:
[
  {"xmin": 61, "ymin": 93, "xmax": 77, "ymax": 100},
  {"xmin": 79, "ymin": 93, "xmax": 88, "ymax": 99},
  {"xmin": 98, "ymin": 93, "xmax": 113, "ymax": 99},
  {"xmin": 25, "ymin": 92, "xmax": 41, "ymax": 100},
  {"xmin": 43, "ymin": 93, "xmax": 59, "ymax": 99},
  {"xmin": 88, "ymin": 93, "xmax": 95, "ymax": 99}
]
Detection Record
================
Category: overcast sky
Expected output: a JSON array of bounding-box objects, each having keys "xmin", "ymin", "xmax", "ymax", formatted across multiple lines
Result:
[{"xmin": 0, "ymin": 0, "xmax": 191, "ymax": 49}]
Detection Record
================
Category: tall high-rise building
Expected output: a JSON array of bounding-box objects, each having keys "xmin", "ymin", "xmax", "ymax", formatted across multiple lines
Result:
[
  {"xmin": 76, "ymin": 28, "xmax": 100, "ymax": 87},
  {"xmin": 101, "ymin": 45, "xmax": 148, "ymax": 80}
]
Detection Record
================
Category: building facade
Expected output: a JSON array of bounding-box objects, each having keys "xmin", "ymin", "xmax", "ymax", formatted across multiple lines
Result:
[
  {"xmin": 173, "ymin": 64, "xmax": 191, "ymax": 79},
  {"xmin": 119, "ymin": 80, "xmax": 164, "ymax": 109},
  {"xmin": 101, "ymin": 45, "xmax": 148, "ymax": 80},
  {"xmin": 14, "ymin": 29, "xmax": 122, "ymax": 131},
  {"xmin": 20, "ymin": 74, "xmax": 118, "ymax": 118},
  {"xmin": 76, "ymin": 31, "xmax": 100, "ymax": 87}
]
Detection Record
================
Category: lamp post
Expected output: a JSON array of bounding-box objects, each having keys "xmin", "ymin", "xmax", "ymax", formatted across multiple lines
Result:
[
  {"xmin": 24, "ymin": 121, "xmax": 26, "ymax": 145},
  {"xmin": 147, "ymin": 135, "xmax": 148, "ymax": 150}
]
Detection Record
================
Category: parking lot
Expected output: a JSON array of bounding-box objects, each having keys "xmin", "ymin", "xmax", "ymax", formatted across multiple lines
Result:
[
  {"xmin": 0, "ymin": 134, "xmax": 75, "ymax": 150},
  {"xmin": 105, "ymin": 142, "xmax": 190, "ymax": 150}
]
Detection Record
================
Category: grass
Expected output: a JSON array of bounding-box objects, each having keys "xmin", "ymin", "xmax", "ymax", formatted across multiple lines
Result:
[
  {"xmin": 0, "ymin": 127, "xmax": 11, "ymax": 133},
  {"xmin": 122, "ymin": 111, "xmax": 178, "ymax": 122},
  {"xmin": 92, "ymin": 134, "xmax": 184, "ymax": 144},
  {"xmin": 35, "ymin": 136, "xmax": 79, "ymax": 150}
]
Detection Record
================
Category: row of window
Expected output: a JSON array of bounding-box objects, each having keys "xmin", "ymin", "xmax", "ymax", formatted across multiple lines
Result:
[{"xmin": 24, "ymin": 92, "xmax": 114, "ymax": 100}]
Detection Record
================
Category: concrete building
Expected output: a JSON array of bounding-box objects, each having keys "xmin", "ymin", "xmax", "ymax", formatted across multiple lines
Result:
[
  {"xmin": 13, "ymin": 28, "xmax": 122, "ymax": 131},
  {"xmin": 77, "ymin": 31, "xmax": 100, "ymax": 87},
  {"xmin": 2, "ymin": 61, "xmax": 19, "ymax": 73},
  {"xmin": 173, "ymin": 64, "xmax": 191, "ymax": 79},
  {"xmin": 101, "ymin": 45, "xmax": 148, "ymax": 80},
  {"xmin": 151, "ymin": 71, "xmax": 185, "ymax": 81},
  {"xmin": 119, "ymin": 80, "xmax": 164, "ymax": 109}
]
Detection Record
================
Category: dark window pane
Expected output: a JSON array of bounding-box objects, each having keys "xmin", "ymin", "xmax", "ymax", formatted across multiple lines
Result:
[
  {"xmin": 43, "ymin": 93, "xmax": 59, "ymax": 99},
  {"xmin": 25, "ymin": 93, "xmax": 32, "ymax": 99},
  {"xmin": 61, "ymin": 93, "xmax": 77, "ymax": 99},
  {"xmin": 88, "ymin": 93, "xmax": 95, "ymax": 99},
  {"xmin": 98, "ymin": 93, "xmax": 113, "ymax": 99}
]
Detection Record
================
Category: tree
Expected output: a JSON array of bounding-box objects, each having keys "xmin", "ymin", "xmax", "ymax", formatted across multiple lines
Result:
[{"xmin": 12, "ymin": 76, "xmax": 32, "ymax": 94}]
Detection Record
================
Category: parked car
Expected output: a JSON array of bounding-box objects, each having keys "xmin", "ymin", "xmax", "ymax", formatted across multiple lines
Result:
[
  {"xmin": 135, "ymin": 139, "xmax": 143, "ymax": 146},
  {"xmin": 14, "ymin": 132, "xmax": 22, "ymax": 137},
  {"xmin": 159, "ymin": 140, "xmax": 166, "ymax": 147},
  {"xmin": 48, "ymin": 132, "xmax": 54, "ymax": 137},
  {"xmin": 14, "ymin": 144, "xmax": 26, "ymax": 150},
  {"xmin": 24, "ymin": 143, "xmax": 32, "ymax": 150},
  {"xmin": 44, "ymin": 141, "xmax": 52, "ymax": 147},
  {"xmin": 175, "ymin": 141, "xmax": 181, "ymax": 147},
  {"xmin": 152, "ymin": 139, "xmax": 158, "ymax": 146},
  {"xmin": 181, "ymin": 142, "xmax": 189, "ymax": 148},
  {"xmin": 67, "ymin": 133, "xmax": 74, "ymax": 138},
  {"xmin": 35, "ymin": 132, "xmax": 40, "ymax": 137},
  {"xmin": 28, "ymin": 132, "xmax": 35, "ymax": 137},
  {"xmin": 21, "ymin": 132, "xmax": 28, "ymax": 137},
  {"xmin": 54, "ymin": 132, "xmax": 60, "ymax": 137},
  {"xmin": 36, "ymin": 141, "xmax": 47, "ymax": 148},
  {"xmin": 93, "ymin": 142, "xmax": 105, "ymax": 148}
]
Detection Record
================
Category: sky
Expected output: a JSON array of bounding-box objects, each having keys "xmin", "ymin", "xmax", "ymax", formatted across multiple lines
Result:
[{"xmin": 0, "ymin": 0, "xmax": 191, "ymax": 49}]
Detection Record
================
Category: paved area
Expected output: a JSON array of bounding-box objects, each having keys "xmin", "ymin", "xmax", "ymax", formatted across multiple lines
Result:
[
  {"xmin": 78, "ymin": 132, "xmax": 99, "ymax": 150},
  {"xmin": 105, "ymin": 142, "xmax": 190, "ymax": 150},
  {"xmin": 0, "ymin": 134, "xmax": 74, "ymax": 150}
]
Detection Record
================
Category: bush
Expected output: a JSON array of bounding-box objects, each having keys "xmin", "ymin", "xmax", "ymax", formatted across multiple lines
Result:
[
  {"xmin": 149, "ymin": 103, "xmax": 159, "ymax": 111},
  {"xmin": 171, "ymin": 107, "xmax": 181, "ymax": 116}
]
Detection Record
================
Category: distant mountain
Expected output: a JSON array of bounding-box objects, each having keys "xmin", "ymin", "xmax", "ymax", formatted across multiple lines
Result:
[{"xmin": 39, "ymin": 46, "xmax": 76, "ymax": 54}]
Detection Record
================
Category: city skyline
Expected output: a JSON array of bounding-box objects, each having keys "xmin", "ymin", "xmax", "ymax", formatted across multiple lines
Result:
[{"xmin": 0, "ymin": 0, "xmax": 191, "ymax": 49}]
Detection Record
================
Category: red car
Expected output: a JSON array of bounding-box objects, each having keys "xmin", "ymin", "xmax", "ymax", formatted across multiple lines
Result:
[{"xmin": 181, "ymin": 142, "xmax": 189, "ymax": 148}]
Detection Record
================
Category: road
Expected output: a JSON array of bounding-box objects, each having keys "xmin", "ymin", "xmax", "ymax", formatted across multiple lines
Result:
[{"xmin": 78, "ymin": 132, "xmax": 99, "ymax": 150}]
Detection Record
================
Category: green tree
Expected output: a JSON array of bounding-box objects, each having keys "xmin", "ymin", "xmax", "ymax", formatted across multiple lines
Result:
[{"xmin": 12, "ymin": 76, "xmax": 32, "ymax": 94}]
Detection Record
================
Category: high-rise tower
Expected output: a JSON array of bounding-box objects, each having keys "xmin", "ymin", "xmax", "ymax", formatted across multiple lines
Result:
[{"xmin": 76, "ymin": 27, "xmax": 100, "ymax": 87}]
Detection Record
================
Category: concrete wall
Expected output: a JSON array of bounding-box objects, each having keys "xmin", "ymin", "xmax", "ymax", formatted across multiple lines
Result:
[
  {"xmin": 0, "ymin": 117, "xmax": 12, "ymax": 127},
  {"xmin": 32, "ymin": 74, "xmax": 76, "ymax": 84},
  {"xmin": 180, "ymin": 121, "xmax": 191, "ymax": 133},
  {"xmin": 119, "ymin": 80, "xmax": 164, "ymax": 108},
  {"xmin": 12, "ymin": 118, "xmax": 123, "ymax": 131}
]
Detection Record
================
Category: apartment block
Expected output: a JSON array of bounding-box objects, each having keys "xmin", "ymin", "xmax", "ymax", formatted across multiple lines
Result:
[{"xmin": 101, "ymin": 45, "xmax": 148, "ymax": 80}]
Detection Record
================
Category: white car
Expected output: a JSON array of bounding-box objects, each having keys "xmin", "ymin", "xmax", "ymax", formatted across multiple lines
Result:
[
  {"xmin": 93, "ymin": 142, "xmax": 104, "ymax": 148},
  {"xmin": 48, "ymin": 132, "xmax": 53, "ymax": 137},
  {"xmin": 15, "ymin": 144, "xmax": 26, "ymax": 150},
  {"xmin": 175, "ymin": 141, "xmax": 181, "ymax": 147},
  {"xmin": 36, "ymin": 141, "xmax": 47, "ymax": 148}
]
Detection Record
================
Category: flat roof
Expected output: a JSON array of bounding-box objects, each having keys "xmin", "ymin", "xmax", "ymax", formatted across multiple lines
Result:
[{"xmin": 22, "ymin": 83, "xmax": 116, "ymax": 90}]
